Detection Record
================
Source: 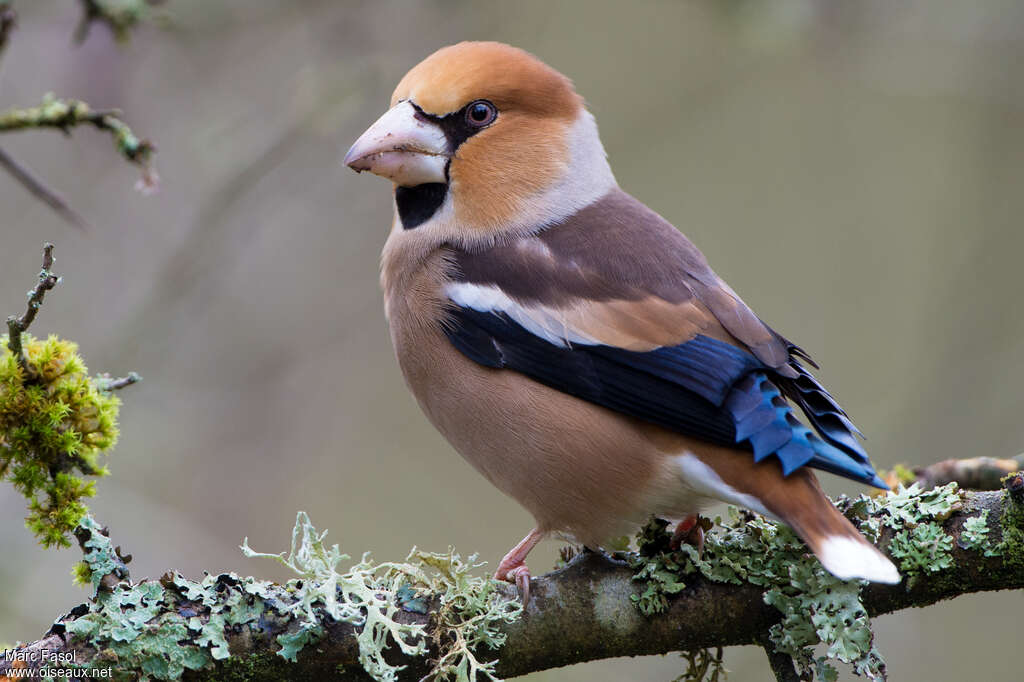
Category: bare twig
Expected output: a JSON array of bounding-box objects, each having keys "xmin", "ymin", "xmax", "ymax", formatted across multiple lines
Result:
[
  {"xmin": 5, "ymin": 244, "xmax": 60, "ymax": 375},
  {"xmin": 0, "ymin": 147, "xmax": 89, "ymax": 229}
]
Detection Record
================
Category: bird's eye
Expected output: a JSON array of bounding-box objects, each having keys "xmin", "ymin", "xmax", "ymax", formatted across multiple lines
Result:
[{"xmin": 465, "ymin": 100, "xmax": 497, "ymax": 128}]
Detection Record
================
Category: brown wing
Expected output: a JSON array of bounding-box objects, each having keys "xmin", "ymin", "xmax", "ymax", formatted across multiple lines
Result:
[{"xmin": 451, "ymin": 187, "xmax": 796, "ymax": 374}]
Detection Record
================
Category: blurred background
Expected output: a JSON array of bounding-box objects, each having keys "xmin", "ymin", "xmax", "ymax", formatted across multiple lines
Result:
[{"xmin": 1, "ymin": 1, "xmax": 1022, "ymax": 679}]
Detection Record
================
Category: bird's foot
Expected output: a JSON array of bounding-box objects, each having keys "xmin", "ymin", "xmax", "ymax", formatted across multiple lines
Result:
[
  {"xmin": 670, "ymin": 514, "xmax": 710, "ymax": 556},
  {"xmin": 495, "ymin": 528, "xmax": 543, "ymax": 605},
  {"xmin": 495, "ymin": 561, "xmax": 532, "ymax": 604}
]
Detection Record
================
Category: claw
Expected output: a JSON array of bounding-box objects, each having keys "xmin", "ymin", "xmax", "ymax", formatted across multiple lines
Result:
[
  {"xmin": 670, "ymin": 515, "xmax": 709, "ymax": 557},
  {"xmin": 495, "ymin": 528, "xmax": 544, "ymax": 605},
  {"xmin": 501, "ymin": 564, "xmax": 532, "ymax": 604}
]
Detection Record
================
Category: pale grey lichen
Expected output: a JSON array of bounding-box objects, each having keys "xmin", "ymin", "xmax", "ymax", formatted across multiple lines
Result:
[
  {"xmin": 242, "ymin": 511, "xmax": 522, "ymax": 682},
  {"xmin": 60, "ymin": 512, "xmax": 521, "ymax": 682},
  {"xmin": 629, "ymin": 482, "xmax": 966, "ymax": 681}
]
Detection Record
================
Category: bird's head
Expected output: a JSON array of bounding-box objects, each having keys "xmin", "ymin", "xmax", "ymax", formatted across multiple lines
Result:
[{"xmin": 344, "ymin": 41, "xmax": 615, "ymax": 240}]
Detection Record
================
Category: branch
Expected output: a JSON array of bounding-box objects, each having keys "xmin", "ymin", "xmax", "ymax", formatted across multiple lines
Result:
[
  {"xmin": 0, "ymin": 94, "xmax": 156, "ymax": 171},
  {"xmin": 0, "ymin": 482, "xmax": 1020, "ymax": 681},
  {"xmin": 0, "ymin": 1, "xmax": 15, "ymax": 58},
  {"xmin": 74, "ymin": 0, "xmax": 165, "ymax": 45},
  {"xmin": 0, "ymin": 148, "xmax": 89, "ymax": 229},
  {"xmin": 762, "ymin": 642, "xmax": 806, "ymax": 682},
  {"xmin": 900, "ymin": 454, "xmax": 1024, "ymax": 491},
  {"xmin": 0, "ymin": 4, "xmax": 160, "ymax": 227},
  {"xmin": 95, "ymin": 372, "xmax": 143, "ymax": 392},
  {"xmin": 5, "ymin": 243, "xmax": 59, "ymax": 376}
]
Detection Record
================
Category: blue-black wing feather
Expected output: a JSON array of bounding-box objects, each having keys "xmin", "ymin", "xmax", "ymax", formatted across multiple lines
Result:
[{"xmin": 445, "ymin": 306, "xmax": 886, "ymax": 489}]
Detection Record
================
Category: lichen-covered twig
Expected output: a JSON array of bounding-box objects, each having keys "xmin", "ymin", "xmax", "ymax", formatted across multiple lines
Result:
[
  {"xmin": 0, "ymin": 94, "xmax": 157, "ymax": 191},
  {"xmin": 0, "ymin": 482, "xmax": 1021, "ymax": 681},
  {"xmin": 74, "ymin": 515, "xmax": 132, "ymax": 591},
  {"xmin": 96, "ymin": 372, "xmax": 143, "ymax": 392},
  {"xmin": 0, "ymin": 5, "xmax": 160, "ymax": 223},
  {"xmin": 761, "ymin": 641, "xmax": 806, "ymax": 682},
  {"xmin": 5, "ymin": 243, "xmax": 59, "ymax": 375},
  {"xmin": 74, "ymin": 0, "xmax": 164, "ymax": 44}
]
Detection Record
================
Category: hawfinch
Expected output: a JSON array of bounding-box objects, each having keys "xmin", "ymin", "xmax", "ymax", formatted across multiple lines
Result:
[{"xmin": 345, "ymin": 41, "xmax": 900, "ymax": 598}]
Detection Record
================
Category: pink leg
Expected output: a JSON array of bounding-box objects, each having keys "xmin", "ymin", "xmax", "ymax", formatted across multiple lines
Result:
[
  {"xmin": 670, "ymin": 515, "xmax": 707, "ymax": 556},
  {"xmin": 495, "ymin": 528, "xmax": 544, "ymax": 604}
]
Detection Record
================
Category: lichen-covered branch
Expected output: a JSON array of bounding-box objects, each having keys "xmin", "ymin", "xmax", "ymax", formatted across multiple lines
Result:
[
  {"xmin": 0, "ymin": 94, "xmax": 156, "ymax": 186},
  {"xmin": 0, "ymin": 3, "xmax": 159, "ymax": 228},
  {"xmin": 0, "ymin": 481, "xmax": 1021, "ymax": 682},
  {"xmin": 74, "ymin": 0, "xmax": 165, "ymax": 45}
]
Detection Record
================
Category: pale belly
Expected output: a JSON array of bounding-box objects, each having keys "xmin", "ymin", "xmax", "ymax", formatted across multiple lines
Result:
[{"xmin": 387, "ymin": 303, "xmax": 715, "ymax": 546}]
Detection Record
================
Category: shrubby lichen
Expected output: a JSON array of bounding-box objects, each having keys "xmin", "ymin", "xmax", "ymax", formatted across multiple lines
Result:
[
  {"xmin": 241, "ymin": 511, "xmax": 523, "ymax": 682},
  {"xmin": 629, "ymin": 482, "xmax": 965, "ymax": 681},
  {"xmin": 0, "ymin": 334, "xmax": 121, "ymax": 547},
  {"xmin": 62, "ymin": 512, "xmax": 521, "ymax": 681}
]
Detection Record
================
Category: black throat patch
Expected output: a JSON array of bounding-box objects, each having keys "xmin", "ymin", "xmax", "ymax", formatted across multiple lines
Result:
[
  {"xmin": 395, "ymin": 183, "xmax": 449, "ymax": 230},
  {"xmin": 395, "ymin": 100, "xmax": 493, "ymax": 230}
]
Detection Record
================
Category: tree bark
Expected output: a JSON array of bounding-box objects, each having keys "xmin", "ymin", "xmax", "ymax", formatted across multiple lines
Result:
[{"xmin": 1, "ymin": 486, "xmax": 1021, "ymax": 681}]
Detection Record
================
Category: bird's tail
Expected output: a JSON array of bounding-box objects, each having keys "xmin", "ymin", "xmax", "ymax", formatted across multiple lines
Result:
[
  {"xmin": 767, "ymin": 470, "xmax": 900, "ymax": 584},
  {"xmin": 693, "ymin": 442, "xmax": 900, "ymax": 584}
]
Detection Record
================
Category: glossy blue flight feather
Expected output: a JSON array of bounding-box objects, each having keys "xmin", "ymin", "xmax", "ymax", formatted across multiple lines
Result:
[{"xmin": 445, "ymin": 306, "xmax": 888, "ymax": 489}]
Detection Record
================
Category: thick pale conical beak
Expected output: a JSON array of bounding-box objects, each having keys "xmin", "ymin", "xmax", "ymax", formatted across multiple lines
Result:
[{"xmin": 343, "ymin": 101, "xmax": 449, "ymax": 186}]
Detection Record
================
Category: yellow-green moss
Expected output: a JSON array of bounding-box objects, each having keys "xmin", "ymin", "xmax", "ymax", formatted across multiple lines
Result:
[{"xmin": 0, "ymin": 334, "xmax": 121, "ymax": 547}]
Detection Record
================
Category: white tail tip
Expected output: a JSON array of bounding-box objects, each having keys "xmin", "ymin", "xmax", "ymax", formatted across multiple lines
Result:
[{"xmin": 817, "ymin": 535, "xmax": 901, "ymax": 584}]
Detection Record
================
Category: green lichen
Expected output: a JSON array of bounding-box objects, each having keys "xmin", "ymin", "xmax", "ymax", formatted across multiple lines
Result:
[
  {"xmin": 74, "ymin": 515, "xmax": 130, "ymax": 591},
  {"xmin": 0, "ymin": 335, "xmax": 121, "ymax": 547},
  {"xmin": 243, "ymin": 511, "xmax": 522, "ymax": 682},
  {"xmin": 960, "ymin": 510, "xmax": 990, "ymax": 549},
  {"xmin": 62, "ymin": 514, "xmax": 276, "ymax": 681},
  {"xmin": 59, "ymin": 512, "xmax": 521, "ymax": 681},
  {"xmin": 630, "ymin": 518, "xmax": 688, "ymax": 615},
  {"xmin": 852, "ymin": 482, "xmax": 962, "ymax": 587},
  {"xmin": 889, "ymin": 524, "xmax": 954, "ymax": 577},
  {"xmin": 628, "ymin": 483, "xmax": 965, "ymax": 681},
  {"xmin": 959, "ymin": 509, "xmax": 996, "ymax": 556},
  {"xmin": 996, "ymin": 484, "xmax": 1024, "ymax": 567},
  {"xmin": 63, "ymin": 569, "xmax": 281, "ymax": 681}
]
